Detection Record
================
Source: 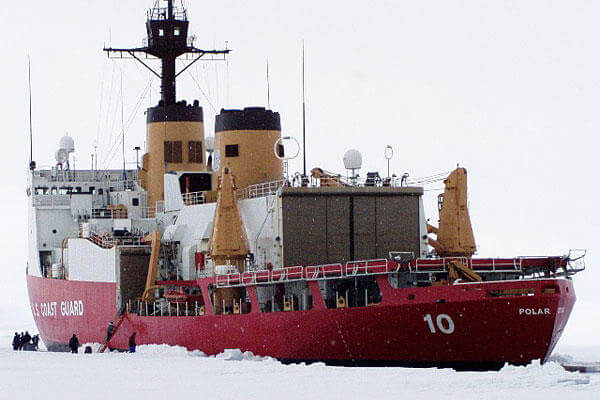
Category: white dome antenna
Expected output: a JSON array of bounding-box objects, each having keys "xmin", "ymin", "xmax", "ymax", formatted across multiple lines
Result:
[
  {"xmin": 343, "ymin": 149, "xmax": 362, "ymax": 181},
  {"xmin": 59, "ymin": 135, "xmax": 75, "ymax": 154},
  {"xmin": 55, "ymin": 149, "xmax": 68, "ymax": 164}
]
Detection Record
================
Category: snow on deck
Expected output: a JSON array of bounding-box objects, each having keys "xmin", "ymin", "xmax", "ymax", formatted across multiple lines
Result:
[{"xmin": 0, "ymin": 332, "xmax": 598, "ymax": 400}]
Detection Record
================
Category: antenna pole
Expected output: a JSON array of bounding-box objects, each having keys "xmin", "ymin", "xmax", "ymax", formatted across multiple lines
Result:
[
  {"xmin": 27, "ymin": 56, "xmax": 34, "ymax": 168},
  {"xmin": 121, "ymin": 71, "xmax": 126, "ymax": 179},
  {"xmin": 167, "ymin": 0, "xmax": 174, "ymax": 20},
  {"xmin": 266, "ymin": 59, "xmax": 270, "ymax": 109},
  {"xmin": 302, "ymin": 40, "xmax": 307, "ymax": 178}
]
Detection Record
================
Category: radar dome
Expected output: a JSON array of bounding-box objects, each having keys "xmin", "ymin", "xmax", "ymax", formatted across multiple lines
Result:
[
  {"xmin": 59, "ymin": 135, "xmax": 75, "ymax": 153},
  {"xmin": 343, "ymin": 149, "xmax": 362, "ymax": 170},
  {"xmin": 55, "ymin": 149, "xmax": 68, "ymax": 164},
  {"xmin": 205, "ymin": 136, "xmax": 215, "ymax": 152}
]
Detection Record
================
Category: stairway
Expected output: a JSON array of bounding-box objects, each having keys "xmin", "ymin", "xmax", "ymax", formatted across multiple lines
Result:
[{"xmin": 98, "ymin": 311, "xmax": 127, "ymax": 353}]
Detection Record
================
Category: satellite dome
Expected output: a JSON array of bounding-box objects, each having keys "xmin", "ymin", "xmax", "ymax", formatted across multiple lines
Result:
[
  {"xmin": 343, "ymin": 149, "xmax": 362, "ymax": 170},
  {"xmin": 205, "ymin": 136, "xmax": 215, "ymax": 152},
  {"xmin": 55, "ymin": 149, "xmax": 68, "ymax": 164},
  {"xmin": 59, "ymin": 135, "xmax": 75, "ymax": 153}
]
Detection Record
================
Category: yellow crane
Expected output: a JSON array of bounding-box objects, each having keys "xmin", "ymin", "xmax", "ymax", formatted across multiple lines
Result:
[{"xmin": 427, "ymin": 167, "xmax": 481, "ymax": 283}]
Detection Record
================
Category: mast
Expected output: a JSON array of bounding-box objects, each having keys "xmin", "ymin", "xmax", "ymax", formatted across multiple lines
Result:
[
  {"xmin": 301, "ymin": 41, "xmax": 307, "ymax": 178},
  {"xmin": 103, "ymin": 0, "xmax": 230, "ymax": 106},
  {"xmin": 28, "ymin": 56, "xmax": 35, "ymax": 170}
]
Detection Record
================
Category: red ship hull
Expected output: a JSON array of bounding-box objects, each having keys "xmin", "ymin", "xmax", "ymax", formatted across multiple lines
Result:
[{"xmin": 27, "ymin": 272, "xmax": 575, "ymax": 368}]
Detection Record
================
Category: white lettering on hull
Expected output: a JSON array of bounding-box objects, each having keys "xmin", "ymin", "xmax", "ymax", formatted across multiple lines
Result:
[
  {"xmin": 519, "ymin": 308, "xmax": 550, "ymax": 316},
  {"xmin": 31, "ymin": 300, "xmax": 84, "ymax": 318}
]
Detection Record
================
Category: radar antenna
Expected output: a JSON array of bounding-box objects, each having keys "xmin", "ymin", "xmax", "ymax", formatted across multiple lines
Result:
[{"xmin": 103, "ymin": 0, "xmax": 230, "ymax": 106}]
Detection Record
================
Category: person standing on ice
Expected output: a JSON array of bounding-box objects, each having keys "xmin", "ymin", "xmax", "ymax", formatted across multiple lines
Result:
[
  {"xmin": 68, "ymin": 334, "xmax": 79, "ymax": 354},
  {"xmin": 18, "ymin": 332, "xmax": 24, "ymax": 350},
  {"xmin": 106, "ymin": 321, "xmax": 115, "ymax": 342},
  {"xmin": 21, "ymin": 331, "xmax": 31, "ymax": 349},
  {"xmin": 12, "ymin": 332, "xmax": 19, "ymax": 350},
  {"xmin": 129, "ymin": 332, "xmax": 136, "ymax": 353}
]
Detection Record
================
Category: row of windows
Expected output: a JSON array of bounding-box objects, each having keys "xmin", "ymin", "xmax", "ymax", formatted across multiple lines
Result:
[
  {"xmin": 157, "ymin": 27, "xmax": 181, "ymax": 37},
  {"xmin": 164, "ymin": 141, "xmax": 285, "ymax": 163},
  {"xmin": 224, "ymin": 144, "xmax": 285, "ymax": 158},
  {"xmin": 164, "ymin": 141, "xmax": 203, "ymax": 164}
]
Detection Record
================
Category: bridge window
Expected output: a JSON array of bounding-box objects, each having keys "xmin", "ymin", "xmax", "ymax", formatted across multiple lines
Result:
[
  {"xmin": 164, "ymin": 141, "xmax": 182, "ymax": 163},
  {"xmin": 225, "ymin": 144, "xmax": 239, "ymax": 157},
  {"xmin": 188, "ymin": 141, "xmax": 203, "ymax": 163}
]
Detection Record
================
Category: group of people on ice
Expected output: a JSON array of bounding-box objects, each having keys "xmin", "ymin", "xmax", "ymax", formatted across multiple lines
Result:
[
  {"xmin": 12, "ymin": 322, "xmax": 137, "ymax": 353},
  {"xmin": 12, "ymin": 331, "xmax": 39, "ymax": 351},
  {"xmin": 65, "ymin": 321, "xmax": 136, "ymax": 353}
]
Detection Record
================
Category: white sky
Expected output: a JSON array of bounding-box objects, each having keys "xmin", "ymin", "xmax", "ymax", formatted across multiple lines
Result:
[{"xmin": 1, "ymin": 0, "xmax": 599, "ymax": 344}]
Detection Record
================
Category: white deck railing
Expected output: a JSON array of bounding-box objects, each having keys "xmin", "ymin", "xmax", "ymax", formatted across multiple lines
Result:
[
  {"xmin": 238, "ymin": 179, "xmax": 286, "ymax": 200},
  {"xmin": 182, "ymin": 191, "xmax": 205, "ymax": 205}
]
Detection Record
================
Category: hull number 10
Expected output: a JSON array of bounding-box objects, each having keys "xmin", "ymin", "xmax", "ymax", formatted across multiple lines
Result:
[{"xmin": 424, "ymin": 314, "xmax": 455, "ymax": 334}]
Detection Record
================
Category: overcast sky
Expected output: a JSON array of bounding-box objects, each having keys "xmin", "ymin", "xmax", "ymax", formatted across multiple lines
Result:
[{"xmin": 1, "ymin": 0, "xmax": 599, "ymax": 344}]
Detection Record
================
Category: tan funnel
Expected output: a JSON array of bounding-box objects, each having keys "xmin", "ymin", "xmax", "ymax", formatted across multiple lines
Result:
[
  {"xmin": 139, "ymin": 102, "xmax": 207, "ymax": 209},
  {"xmin": 209, "ymin": 167, "xmax": 249, "ymax": 270},
  {"xmin": 427, "ymin": 167, "xmax": 476, "ymax": 257}
]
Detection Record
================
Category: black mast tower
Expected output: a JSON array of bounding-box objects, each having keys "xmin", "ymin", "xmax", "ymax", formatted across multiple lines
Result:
[{"xmin": 104, "ymin": 0, "xmax": 229, "ymax": 106}]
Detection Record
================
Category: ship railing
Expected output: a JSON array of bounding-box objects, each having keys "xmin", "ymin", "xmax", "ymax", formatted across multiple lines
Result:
[
  {"xmin": 141, "ymin": 201, "xmax": 165, "ymax": 218},
  {"xmin": 407, "ymin": 257, "xmax": 525, "ymax": 274},
  {"xmin": 147, "ymin": 6, "xmax": 187, "ymax": 21},
  {"xmin": 182, "ymin": 191, "xmax": 205, "ymax": 206},
  {"xmin": 215, "ymin": 259, "xmax": 398, "ymax": 288},
  {"xmin": 91, "ymin": 208, "xmax": 127, "ymax": 219},
  {"xmin": 312, "ymin": 176, "xmax": 403, "ymax": 188},
  {"xmin": 238, "ymin": 179, "xmax": 286, "ymax": 200},
  {"xmin": 565, "ymin": 249, "xmax": 586, "ymax": 275},
  {"xmin": 32, "ymin": 194, "xmax": 71, "ymax": 207},
  {"xmin": 33, "ymin": 169, "xmax": 138, "ymax": 184},
  {"xmin": 141, "ymin": 207, "xmax": 157, "ymax": 218},
  {"xmin": 84, "ymin": 230, "xmax": 148, "ymax": 249},
  {"xmin": 127, "ymin": 299, "xmax": 205, "ymax": 318},
  {"xmin": 469, "ymin": 258, "xmax": 523, "ymax": 273}
]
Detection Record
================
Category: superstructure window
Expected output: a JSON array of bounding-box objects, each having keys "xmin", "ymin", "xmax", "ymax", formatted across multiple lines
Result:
[
  {"xmin": 132, "ymin": 198, "xmax": 139, "ymax": 206},
  {"xmin": 188, "ymin": 141, "xmax": 203, "ymax": 163},
  {"xmin": 225, "ymin": 144, "xmax": 239, "ymax": 157},
  {"xmin": 277, "ymin": 144, "xmax": 285, "ymax": 158},
  {"xmin": 164, "ymin": 141, "xmax": 183, "ymax": 163},
  {"xmin": 174, "ymin": 27, "xmax": 180, "ymax": 36}
]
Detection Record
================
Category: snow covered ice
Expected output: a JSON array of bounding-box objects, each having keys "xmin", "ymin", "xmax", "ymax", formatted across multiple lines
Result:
[{"xmin": 1, "ymin": 333, "xmax": 599, "ymax": 400}]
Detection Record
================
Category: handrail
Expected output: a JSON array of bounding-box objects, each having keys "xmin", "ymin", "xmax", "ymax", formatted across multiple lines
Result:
[
  {"xmin": 83, "ymin": 229, "xmax": 150, "ymax": 249},
  {"xmin": 212, "ymin": 255, "xmax": 571, "ymax": 288},
  {"xmin": 215, "ymin": 260, "xmax": 397, "ymax": 288},
  {"xmin": 182, "ymin": 191, "xmax": 205, "ymax": 206},
  {"xmin": 238, "ymin": 179, "xmax": 286, "ymax": 200}
]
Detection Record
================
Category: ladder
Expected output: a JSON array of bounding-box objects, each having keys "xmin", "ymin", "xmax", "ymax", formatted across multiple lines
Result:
[{"xmin": 98, "ymin": 311, "xmax": 127, "ymax": 353}]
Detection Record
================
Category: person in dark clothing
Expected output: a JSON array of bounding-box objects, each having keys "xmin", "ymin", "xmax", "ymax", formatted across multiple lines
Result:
[
  {"xmin": 12, "ymin": 333, "xmax": 19, "ymax": 351},
  {"xmin": 21, "ymin": 332, "xmax": 31, "ymax": 349},
  {"xmin": 106, "ymin": 321, "xmax": 115, "ymax": 342},
  {"xmin": 18, "ymin": 332, "xmax": 24, "ymax": 350},
  {"xmin": 32, "ymin": 335, "xmax": 40, "ymax": 350},
  {"xmin": 68, "ymin": 334, "xmax": 79, "ymax": 354},
  {"xmin": 129, "ymin": 332, "xmax": 136, "ymax": 353}
]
